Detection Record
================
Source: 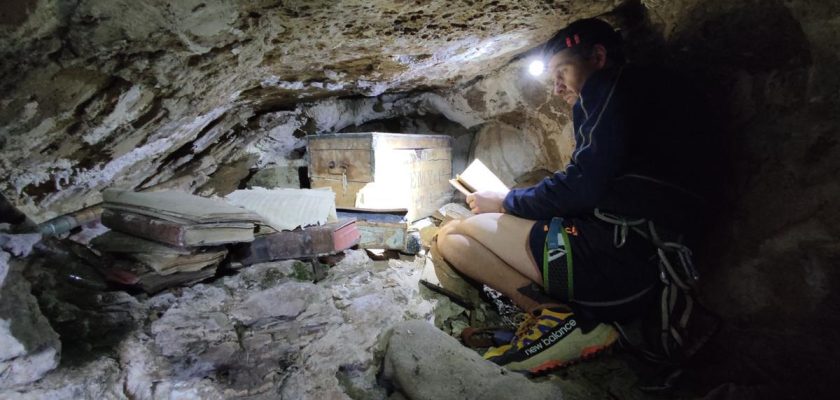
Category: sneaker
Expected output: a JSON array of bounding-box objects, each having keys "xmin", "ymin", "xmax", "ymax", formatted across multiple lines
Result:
[{"xmin": 483, "ymin": 308, "xmax": 619, "ymax": 374}]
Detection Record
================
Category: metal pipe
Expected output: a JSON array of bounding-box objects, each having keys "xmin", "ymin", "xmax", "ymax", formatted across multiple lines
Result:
[{"xmin": 37, "ymin": 205, "xmax": 103, "ymax": 237}]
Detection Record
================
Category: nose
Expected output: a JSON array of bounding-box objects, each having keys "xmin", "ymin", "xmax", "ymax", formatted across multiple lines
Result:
[{"xmin": 554, "ymin": 81, "xmax": 567, "ymax": 96}]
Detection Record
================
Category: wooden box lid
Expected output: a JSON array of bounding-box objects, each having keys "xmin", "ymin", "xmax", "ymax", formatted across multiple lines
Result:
[{"xmin": 307, "ymin": 132, "xmax": 452, "ymax": 151}]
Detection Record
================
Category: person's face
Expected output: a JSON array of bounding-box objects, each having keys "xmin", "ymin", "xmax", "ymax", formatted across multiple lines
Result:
[{"xmin": 547, "ymin": 49, "xmax": 599, "ymax": 105}]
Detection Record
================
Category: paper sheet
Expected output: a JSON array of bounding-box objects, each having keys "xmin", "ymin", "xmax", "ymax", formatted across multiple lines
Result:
[
  {"xmin": 226, "ymin": 187, "xmax": 337, "ymax": 231},
  {"xmin": 457, "ymin": 158, "xmax": 509, "ymax": 193}
]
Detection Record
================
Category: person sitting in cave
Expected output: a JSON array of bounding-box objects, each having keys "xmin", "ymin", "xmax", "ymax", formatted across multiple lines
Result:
[{"xmin": 434, "ymin": 18, "xmax": 710, "ymax": 373}]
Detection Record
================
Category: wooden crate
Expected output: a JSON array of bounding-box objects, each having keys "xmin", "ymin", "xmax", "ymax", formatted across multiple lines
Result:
[
  {"xmin": 308, "ymin": 133, "xmax": 452, "ymax": 222},
  {"xmin": 337, "ymin": 210, "xmax": 407, "ymax": 251}
]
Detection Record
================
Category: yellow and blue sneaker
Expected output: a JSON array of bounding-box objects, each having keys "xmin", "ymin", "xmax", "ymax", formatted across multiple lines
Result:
[{"xmin": 483, "ymin": 307, "xmax": 618, "ymax": 374}]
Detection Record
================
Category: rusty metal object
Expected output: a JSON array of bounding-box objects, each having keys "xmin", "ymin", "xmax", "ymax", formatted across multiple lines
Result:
[
  {"xmin": 419, "ymin": 279, "xmax": 474, "ymax": 310},
  {"xmin": 37, "ymin": 205, "xmax": 103, "ymax": 237}
]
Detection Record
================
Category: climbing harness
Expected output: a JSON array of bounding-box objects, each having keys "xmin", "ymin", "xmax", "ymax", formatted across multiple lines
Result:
[{"xmin": 593, "ymin": 208, "xmax": 714, "ymax": 365}]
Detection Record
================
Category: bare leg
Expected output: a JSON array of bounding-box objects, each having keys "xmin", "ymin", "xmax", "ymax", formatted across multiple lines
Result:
[{"xmin": 436, "ymin": 213, "xmax": 563, "ymax": 312}]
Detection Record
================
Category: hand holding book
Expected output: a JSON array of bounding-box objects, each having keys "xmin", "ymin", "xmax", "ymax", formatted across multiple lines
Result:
[
  {"xmin": 450, "ymin": 159, "xmax": 510, "ymax": 214},
  {"xmin": 466, "ymin": 191, "xmax": 509, "ymax": 214}
]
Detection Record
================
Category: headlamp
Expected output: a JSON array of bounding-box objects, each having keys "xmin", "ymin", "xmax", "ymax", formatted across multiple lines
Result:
[{"xmin": 528, "ymin": 60, "xmax": 545, "ymax": 77}]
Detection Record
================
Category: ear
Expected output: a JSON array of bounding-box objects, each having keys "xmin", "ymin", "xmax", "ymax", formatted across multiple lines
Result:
[{"xmin": 591, "ymin": 44, "xmax": 608, "ymax": 69}]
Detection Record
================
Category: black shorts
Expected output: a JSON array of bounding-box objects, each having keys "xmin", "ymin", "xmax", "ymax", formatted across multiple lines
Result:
[{"xmin": 528, "ymin": 216, "xmax": 660, "ymax": 322}]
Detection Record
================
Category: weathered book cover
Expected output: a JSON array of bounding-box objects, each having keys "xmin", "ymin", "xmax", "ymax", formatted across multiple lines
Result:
[
  {"xmin": 91, "ymin": 230, "xmax": 194, "ymax": 255},
  {"xmin": 135, "ymin": 252, "xmax": 225, "ymax": 275},
  {"xmin": 91, "ymin": 230, "xmax": 227, "ymax": 274},
  {"xmin": 233, "ymin": 218, "xmax": 360, "ymax": 265},
  {"xmin": 99, "ymin": 259, "xmax": 218, "ymax": 294},
  {"xmin": 102, "ymin": 189, "xmax": 261, "ymax": 224},
  {"xmin": 101, "ymin": 209, "xmax": 255, "ymax": 247}
]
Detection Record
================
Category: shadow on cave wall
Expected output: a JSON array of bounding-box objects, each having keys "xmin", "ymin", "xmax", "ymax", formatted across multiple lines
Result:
[
  {"xmin": 610, "ymin": 0, "xmax": 838, "ymax": 398},
  {"xmin": 337, "ymin": 109, "xmax": 474, "ymax": 138},
  {"xmin": 21, "ymin": 242, "xmax": 144, "ymax": 368}
]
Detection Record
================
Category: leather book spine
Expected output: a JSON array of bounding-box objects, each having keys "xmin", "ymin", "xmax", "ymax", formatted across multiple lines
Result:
[{"xmin": 101, "ymin": 209, "xmax": 187, "ymax": 247}]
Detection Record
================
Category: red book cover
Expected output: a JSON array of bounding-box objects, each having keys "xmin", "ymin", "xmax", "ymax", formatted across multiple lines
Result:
[
  {"xmin": 101, "ymin": 209, "xmax": 187, "ymax": 247},
  {"xmin": 234, "ymin": 219, "xmax": 359, "ymax": 265}
]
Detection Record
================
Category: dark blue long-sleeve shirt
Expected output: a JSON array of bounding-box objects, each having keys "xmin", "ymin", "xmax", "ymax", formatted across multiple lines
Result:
[{"xmin": 503, "ymin": 65, "xmax": 710, "ymax": 230}]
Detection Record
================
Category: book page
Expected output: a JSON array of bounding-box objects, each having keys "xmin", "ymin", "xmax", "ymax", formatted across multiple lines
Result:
[
  {"xmin": 455, "ymin": 159, "xmax": 509, "ymax": 194},
  {"xmin": 226, "ymin": 187, "xmax": 338, "ymax": 231},
  {"xmin": 103, "ymin": 189, "xmax": 260, "ymax": 223},
  {"xmin": 448, "ymin": 178, "xmax": 473, "ymax": 196}
]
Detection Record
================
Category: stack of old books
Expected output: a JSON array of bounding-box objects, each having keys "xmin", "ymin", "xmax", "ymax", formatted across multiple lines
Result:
[{"xmin": 94, "ymin": 189, "xmax": 262, "ymax": 293}]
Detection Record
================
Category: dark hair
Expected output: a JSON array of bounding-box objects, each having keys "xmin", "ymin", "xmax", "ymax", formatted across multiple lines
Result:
[{"xmin": 542, "ymin": 18, "xmax": 625, "ymax": 65}]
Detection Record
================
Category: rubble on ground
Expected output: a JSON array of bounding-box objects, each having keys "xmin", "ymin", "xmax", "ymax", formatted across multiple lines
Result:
[
  {"xmin": 1, "ymin": 249, "xmax": 475, "ymax": 399},
  {"xmin": 0, "ymin": 250, "xmax": 61, "ymax": 390}
]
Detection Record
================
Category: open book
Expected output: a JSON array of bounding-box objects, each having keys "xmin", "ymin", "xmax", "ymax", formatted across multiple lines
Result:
[{"xmin": 449, "ymin": 159, "xmax": 509, "ymax": 196}]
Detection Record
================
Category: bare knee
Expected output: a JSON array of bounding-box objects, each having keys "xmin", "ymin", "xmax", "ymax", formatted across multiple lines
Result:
[
  {"xmin": 437, "ymin": 218, "xmax": 463, "ymax": 237},
  {"xmin": 435, "ymin": 221, "xmax": 458, "ymax": 252},
  {"xmin": 435, "ymin": 225, "xmax": 456, "ymax": 260},
  {"xmin": 436, "ymin": 221, "xmax": 471, "ymax": 262}
]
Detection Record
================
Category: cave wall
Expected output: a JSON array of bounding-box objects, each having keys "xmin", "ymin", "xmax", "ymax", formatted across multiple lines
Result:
[
  {"xmin": 627, "ymin": 0, "xmax": 840, "ymax": 395},
  {"xmin": 669, "ymin": 0, "xmax": 840, "ymax": 326},
  {"xmin": 1, "ymin": 0, "xmax": 839, "ymax": 396}
]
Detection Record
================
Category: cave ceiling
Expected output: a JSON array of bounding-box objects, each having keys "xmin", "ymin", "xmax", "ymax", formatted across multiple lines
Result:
[
  {"xmin": 1, "ymin": 0, "xmax": 621, "ymax": 107},
  {"xmin": 0, "ymin": 0, "xmax": 621, "ymax": 221}
]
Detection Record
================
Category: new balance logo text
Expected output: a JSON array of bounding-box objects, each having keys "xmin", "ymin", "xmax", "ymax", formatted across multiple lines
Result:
[{"xmin": 523, "ymin": 319, "xmax": 577, "ymax": 356}]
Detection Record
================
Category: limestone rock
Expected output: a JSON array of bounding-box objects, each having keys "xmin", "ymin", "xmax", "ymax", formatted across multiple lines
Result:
[
  {"xmin": 278, "ymin": 253, "xmax": 435, "ymax": 400},
  {"xmin": 247, "ymin": 165, "xmax": 302, "ymax": 189},
  {"xmin": 21, "ymin": 252, "xmax": 145, "ymax": 359},
  {"xmin": 0, "ymin": 251, "xmax": 60, "ymax": 390},
  {"xmin": 424, "ymin": 244, "xmax": 482, "ymax": 308},
  {"xmin": 382, "ymin": 320, "xmax": 565, "ymax": 400},
  {"xmin": 3, "ymin": 251, "xmax": 433, "ymax": 399},
  {"xmin": 150, "ymin": 285, "xmax": 239, "ymax": 379},
  {"xmin": 0, "ymin": 356, "xmax": 125, "ymax": 400},
  {"xmin": 230, "ymin": 282, "xmax": 317, "ymax": 326},
  {"xmin": 0, "ymin": 233, "xmax": 41, "ymax": 258}
]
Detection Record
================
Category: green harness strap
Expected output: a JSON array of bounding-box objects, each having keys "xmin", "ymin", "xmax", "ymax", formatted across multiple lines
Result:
[
  {"xmin": 542, "ymin": 226, "xmax": 575, "ymax": 301},
  {"xmin": 560, "ymin": 228, "xmax": 575, "ymax": 300}
]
